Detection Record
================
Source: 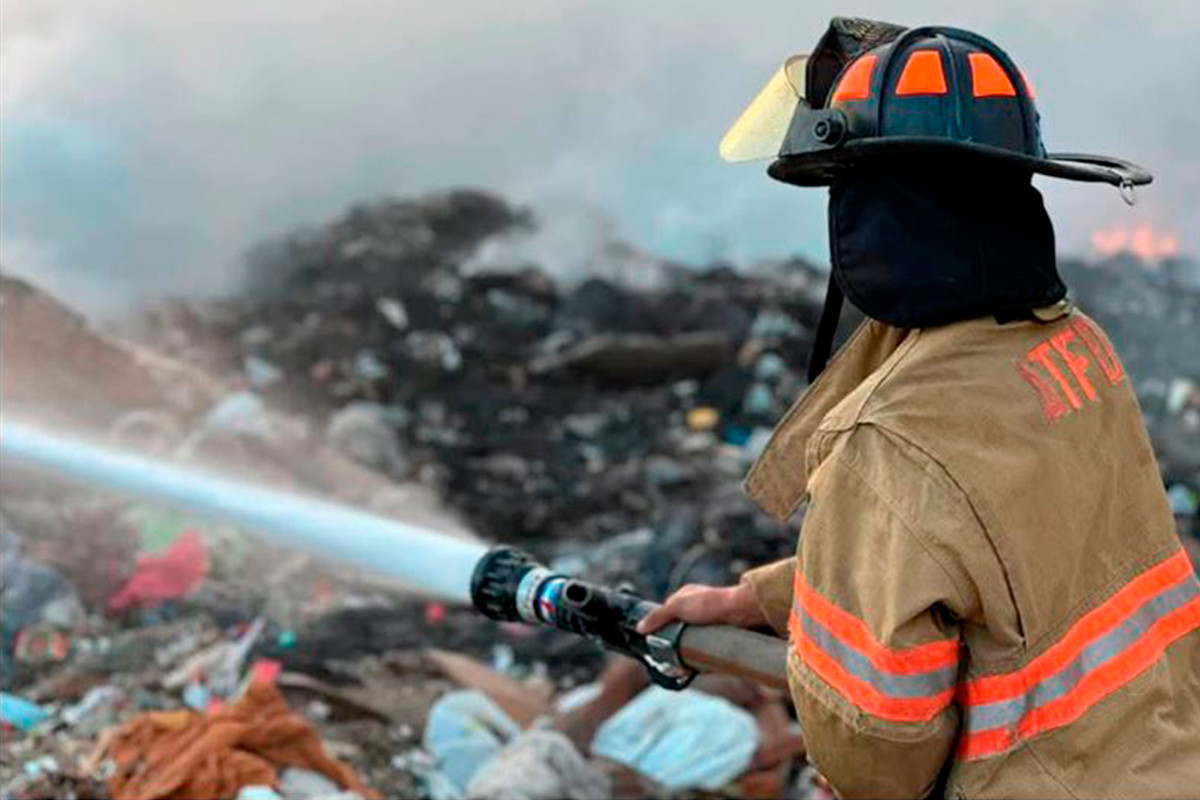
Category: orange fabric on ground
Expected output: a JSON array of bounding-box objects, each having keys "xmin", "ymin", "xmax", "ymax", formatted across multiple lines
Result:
[{"xmin": 103, "ymin": 681, "xmax": 378, "ymax": 800}]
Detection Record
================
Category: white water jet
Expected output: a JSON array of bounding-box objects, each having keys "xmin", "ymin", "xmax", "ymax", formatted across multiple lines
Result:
[{"xmin": 0, "ymin": 421, "xmax": 487, "ymax": 602}]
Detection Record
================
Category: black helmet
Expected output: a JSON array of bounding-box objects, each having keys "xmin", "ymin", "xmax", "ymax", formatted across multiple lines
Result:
[{"xmin": 720, "ymin": 18, "xmax": 1152, "ymax": 191}]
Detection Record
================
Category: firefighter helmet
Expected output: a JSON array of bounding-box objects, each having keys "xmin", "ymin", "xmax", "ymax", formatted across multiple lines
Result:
[{"xmin": 720, "ymin": 19, "xmax": 1152, "ymax": 189}]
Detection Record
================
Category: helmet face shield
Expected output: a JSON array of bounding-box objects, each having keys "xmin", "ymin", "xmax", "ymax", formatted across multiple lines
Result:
[{"xmin": 719, "ymin": 55, "xmax": 811, "ymax": 163}]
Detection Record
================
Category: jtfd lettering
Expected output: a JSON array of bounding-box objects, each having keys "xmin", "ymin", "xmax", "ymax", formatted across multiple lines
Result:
[{"xmin": 1016, "ymin": 318, "xmax": 1125, "ymax": 423}]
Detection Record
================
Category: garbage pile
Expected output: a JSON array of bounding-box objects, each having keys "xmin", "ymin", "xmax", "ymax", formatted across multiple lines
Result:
[
  {"xmin": 0, "ymin": 465, "xmax": 819, "ymax": 799},
  {"xmin": 125, "ymin": 189, "xmax": 838, "ymax": 593},
  {"xmin": 0, "ymin": 501, "xmax": 815, "ymax": 800},
  {"xmin": 2, "ymin": 187, "xmax": 1198, "ymax": 800},
  {"xmin": 0, "ymin": 189, "xmax": 833, "ymax": 798}
]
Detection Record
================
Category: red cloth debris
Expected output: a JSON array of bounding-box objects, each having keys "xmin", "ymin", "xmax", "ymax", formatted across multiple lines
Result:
[
  {"xmin": 109, "ymin": 530, "xmax": 208, "ymax": 611},
  {"xmin": 424, "ymin": 602, "xmax": 446, "ymax": 625},
  {"xmin": 101, "ymin": 681, "xmax": 378, "ymax": 800},
  {"xmin": 250, "ymin": 658, "xmax": 282, "ymax": 685}
]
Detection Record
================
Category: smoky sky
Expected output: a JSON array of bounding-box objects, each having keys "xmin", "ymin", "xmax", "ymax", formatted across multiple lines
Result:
[{"xmin": 3, "ymin": 0, "xmax": 1198, "ymax": 312}]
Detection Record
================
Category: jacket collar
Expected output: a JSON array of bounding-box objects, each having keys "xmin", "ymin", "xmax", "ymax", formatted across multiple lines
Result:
[{"xmin": 744, "ymin": 320, "xmax": 912, "ymax": 520}]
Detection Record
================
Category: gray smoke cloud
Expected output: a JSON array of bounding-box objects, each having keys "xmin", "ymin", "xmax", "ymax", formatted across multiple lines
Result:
[{"xmin": 3, "ymin": 0, "xmax": 1198, "ymax": 312}]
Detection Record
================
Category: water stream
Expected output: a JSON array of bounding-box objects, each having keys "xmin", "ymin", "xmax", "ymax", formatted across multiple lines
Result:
[{"xmin": 0, "ymin": 421, "xmax": 488, "ymax": 602}]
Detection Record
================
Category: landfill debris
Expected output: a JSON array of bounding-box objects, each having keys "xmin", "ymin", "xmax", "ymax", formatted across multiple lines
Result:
[
  {"xmin": 422, "ymin": 680, "xmax": 766, "ymax": 799},
  {"xmin": 528, "ymin": 331, "xmax": 731, "ymax": 382},
  {"xmin": 1, "ymin": 512, "xmax": 88, "ymax": 687},
  {"xmin": 278, "ymin": 765, "xmax": 361, "ymax": 800},
  {"xmin": 422, "ymin": 691, "xmax": 524, "ymax": 797},
  {"xmin": 127, "ymin": 507, "xmax": 201, "ymax": 555},
  {"xmin": 13, "ymin": 628, "xmax": 74, "ymax": 667},
  {"xmin": 236, "ymin": 785, "xmax": 283, "ymax": 800},
  {"xmin": 1, "ymin": 692, "xmax": 49, "ymax": 731},
  {"xmin": 425, "ymin": 650, "xmax": 549, "ymax": 729},
  {"xmin": 418, "ymin": 650, "xmax": 789, "ymax": 799},
  {"xmin": 274, "ymin": 672, "xmax": 392, "ymax": 725},
  {"xmin": 1168, "ymin": 483, "xmax": 1199, "ymax": 517},
  {"xmin": 61, "ymin": 686, "xmax": 126, "ymax": 736},
  {"xmin": 212, "ymin": 620, "xmax": 267, "ymax": 697},
  {"xmin": 589, "ymin": 686, "xmax": 759, "ymax": 792},
  {"xmin": 1, "ymin": 514, "xmax": 86, "ymax": 637},
  {"xmin": 197, "ymin": 391, "xmax": 277, "ymax": 442},
  {"xmin": 685, "ymin": 407, "xmax": 720, "ymax": 432},
  {"xmin": 108, "ymin": 531, "xmax": 209, "ymax": 611},
  {"xmin": 116, "ymin": 192, "xmax": 829, "ymax": 555},
  {"xmin": 737, "ymin": 694, "xmax": 806, "ymax": 799},
  {"xmin": 325, "ymin": 403, "xmax": 410, "ymax": 476},
  {"xmin": 1, "ymin": 188, "xmax": 1195, "ymax": 799},
  {"xmin": 97, "ymin": 680, "xmax": 379, "ymax": 800},
  {"xmin": 466, "ymin": 730, "xmax": 611, "ymax": 800}
]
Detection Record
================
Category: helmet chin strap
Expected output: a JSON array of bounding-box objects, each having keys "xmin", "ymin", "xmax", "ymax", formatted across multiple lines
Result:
[{"xmin": 807, "ymin": 273, "xmax": 844, "ymax": 383}]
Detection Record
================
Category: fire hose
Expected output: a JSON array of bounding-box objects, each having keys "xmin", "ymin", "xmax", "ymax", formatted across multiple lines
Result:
[{"xmin": 0, "ymin": 421, "xmax": 787, "ymax": 690}]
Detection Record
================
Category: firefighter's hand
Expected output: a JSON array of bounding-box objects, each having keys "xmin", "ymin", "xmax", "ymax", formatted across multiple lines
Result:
[{"xmin": 636, "ymin": 582, "xmax": 766, "ymax": 634}]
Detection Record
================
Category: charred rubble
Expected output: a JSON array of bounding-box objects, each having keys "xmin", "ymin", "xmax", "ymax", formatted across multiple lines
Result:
[{"xmin": 127, "ymin": 189, "xmax": 840, "ymax": 590}]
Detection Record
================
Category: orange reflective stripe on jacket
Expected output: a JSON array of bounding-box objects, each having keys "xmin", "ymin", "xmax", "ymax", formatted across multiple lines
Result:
[
  {"xmin": 788, "ymin": 572, "xmax": 959, "ymax": 722},
  {"xmin": 787, "ymin": 550, "xmax": 1200, "ymax": 740},
  {"xmin": 958, "ymin": 550, "xmax": 1200, "ymax": 759}
]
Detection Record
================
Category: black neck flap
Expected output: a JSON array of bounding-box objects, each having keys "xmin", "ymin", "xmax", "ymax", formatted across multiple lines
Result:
[
  {"xmin": 828, "ymin": 161, "xmax": 1062, "ymax": 324},
  {"xmin": 807, "ymin": 162, "xmax": 1064, "ymax": 379}
]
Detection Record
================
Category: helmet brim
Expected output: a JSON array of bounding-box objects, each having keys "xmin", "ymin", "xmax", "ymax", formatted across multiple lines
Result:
[{"xmin": 767, "ymin": 138, "xmax": 1153, "ymax": 188}]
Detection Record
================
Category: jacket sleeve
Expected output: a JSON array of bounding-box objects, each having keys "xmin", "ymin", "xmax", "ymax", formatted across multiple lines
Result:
[
  {"xmin": 740, "ymin": 557, "xmax": 795, "ymax": 636},
  {"xmin": 788, "ymin": 426, "xmax": 981, "ymax": 799}
]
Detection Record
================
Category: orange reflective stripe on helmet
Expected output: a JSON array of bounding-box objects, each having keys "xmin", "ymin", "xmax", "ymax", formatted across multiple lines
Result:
[
  {"xmin": 894, "ymin": 50, "xmax": 948, "ymax": 95},
  {"xmin": 968, "ymin": 52, "xmax": 1017, "ymax": 97},
  {"xmin": 831, "ymin": 54, "xmax": 877, "ymax": 102},
  {"xmin": 788, "ymin": 572, "xmax": 959, "ymax": 723}
]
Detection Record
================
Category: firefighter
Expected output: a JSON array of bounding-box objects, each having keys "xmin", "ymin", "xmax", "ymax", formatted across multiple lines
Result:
[{"xmin": 639, "ymin": 19, "xmax": 1199, "ymax": 799}]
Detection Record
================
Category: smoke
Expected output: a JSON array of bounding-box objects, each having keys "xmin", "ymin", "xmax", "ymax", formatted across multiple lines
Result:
[{"xmin": 3, "ymin": 0, "xmax": 1198, "ymax": 313}]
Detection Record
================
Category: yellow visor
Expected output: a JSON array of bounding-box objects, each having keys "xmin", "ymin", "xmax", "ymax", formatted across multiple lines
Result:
[{"xmin": 719, "ymin": 55, "xmax": 810, "ymax": 163}]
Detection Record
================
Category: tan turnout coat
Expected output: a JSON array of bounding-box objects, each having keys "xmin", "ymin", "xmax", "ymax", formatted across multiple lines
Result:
[{"xmin": 741, "ymin": 305, "xmax": 1200, "ymax": 798}]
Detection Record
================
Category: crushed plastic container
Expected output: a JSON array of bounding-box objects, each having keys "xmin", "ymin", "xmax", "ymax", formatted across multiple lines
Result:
[
  {"xmin": 0, "ymin": 692, "xmax": 49, "ymax": 731},
  {"xmin": 423, "ymin": 690, "xmax": 522, "ymax": 797},
  {"xmin": 590, "ymin": 686, "xmax": 759, "ymax": 792}
]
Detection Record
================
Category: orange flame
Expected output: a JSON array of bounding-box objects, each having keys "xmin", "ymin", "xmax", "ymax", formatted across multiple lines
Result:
[{"xmin": 1091, "ymin": 224, "xmax": 1179, "ymax": 261}]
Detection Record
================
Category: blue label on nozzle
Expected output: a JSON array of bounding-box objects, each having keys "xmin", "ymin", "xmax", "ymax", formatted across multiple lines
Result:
[
  {"xmin": 535, "ymin": 577, "xmax": 567, "ymax": 624},
  {"xmin": 515, "ymin": 566, "xmax": 555, "ymax": 624}
]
